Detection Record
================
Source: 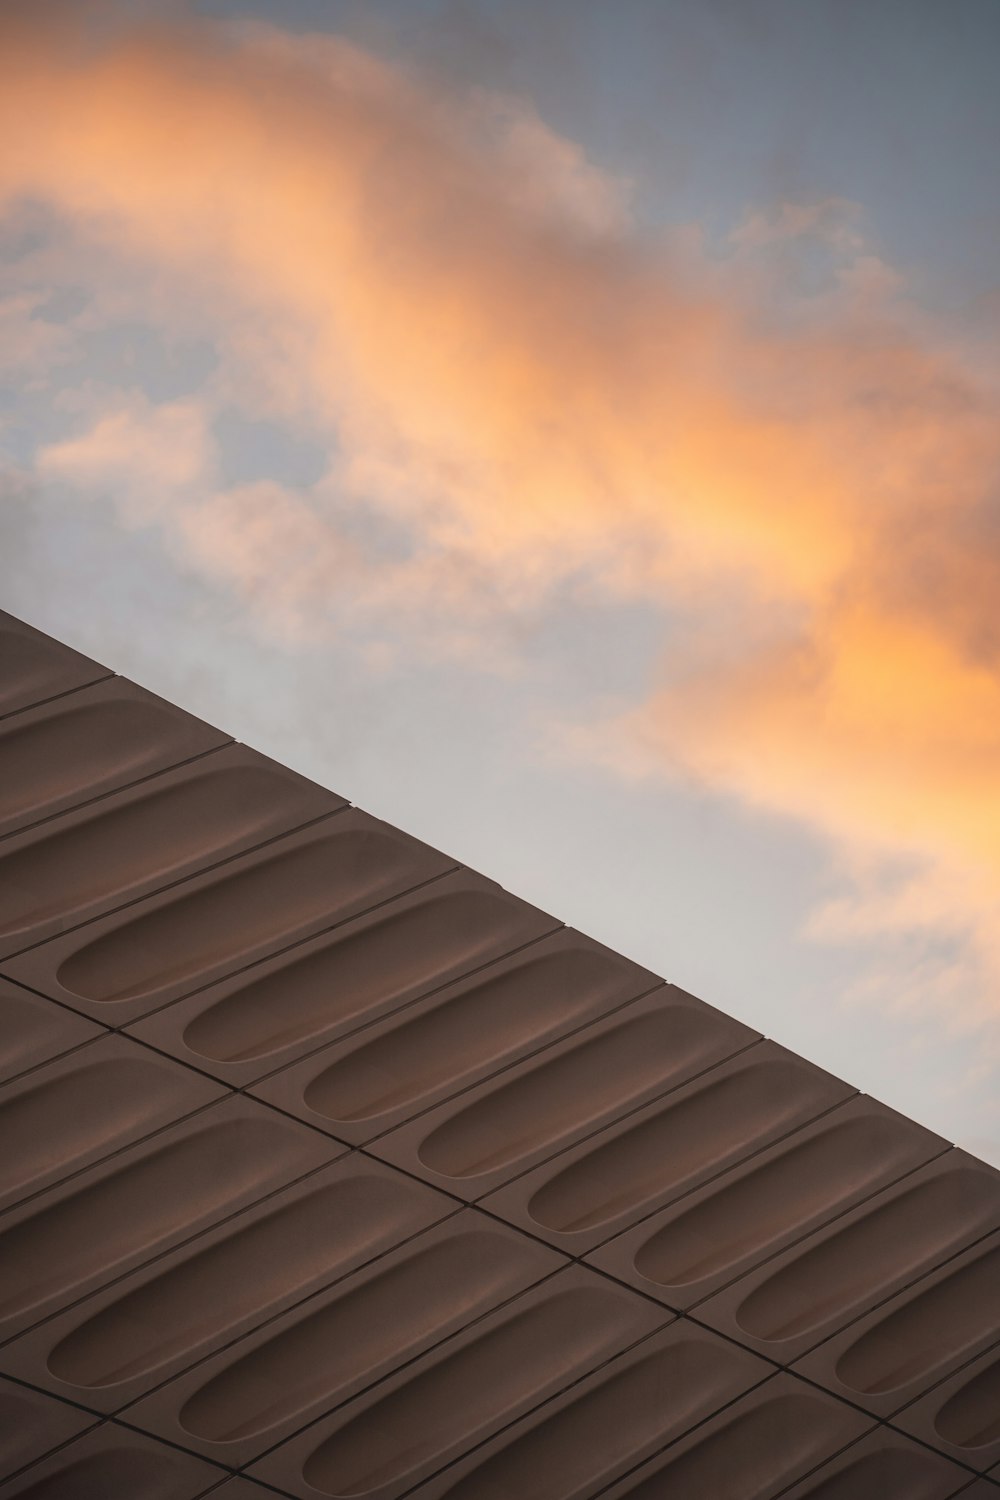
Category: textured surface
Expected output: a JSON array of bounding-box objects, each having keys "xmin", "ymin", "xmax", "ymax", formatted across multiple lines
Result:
[
  {"xmin": 586, "ymin": 1092, "xmax": 948, "ymax": 1307},
  {"xmin": 0, "ymin": 977, "xmax": 102, "ymax": 1087},
  {"xmin": 0, "ymin": 676, "xmax": 230, "ymax": 841},
  {"xmin": 0, "ymin": 742, "xmax": 344, "ymax": 959},
  {"xmin": 792, "ymin": 1229, "xmax": 1000, "ymax": 1419},
  {"xmin": 247, "ymin": 1268, "xmax": 669, "ymax": 1500},
  {"xmin": 691, "ymin": 1149, "xmax": 1000, "ymax": 1364},
  {"xmin": 1, "ymin": 609, "xmax": 998, "ymax": 1499},
  {"xmin": 773, "ymin": 1428, "xmax": 986, "ymax": 1500},
  {"xmin": 894, "ymin": 1340, "xmax": 1000, "ymax": 1471},
  {"xmin": 479, "ymin": 1040, "xmax": 856, "ymax": 1255},
  {"xmin": 0, "ymin": 610, "xmax": 109, "ymax": 719},
  {"xmin": 130, "ymin": 869, "xmax": 561, "ymax": 1089}
]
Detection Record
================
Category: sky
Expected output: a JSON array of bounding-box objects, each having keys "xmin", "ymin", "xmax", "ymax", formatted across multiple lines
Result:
[{"xmin": 2, "ymin": 0, "xmax": 999, "ymax": 1162}]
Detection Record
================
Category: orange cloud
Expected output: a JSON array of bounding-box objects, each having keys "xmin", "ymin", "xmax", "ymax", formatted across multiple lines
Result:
[
  {"xmin": 4, "ymin": 5, "xmax": 1000, "ymax": 1017},
  {"xmin": 0, "ymin": 5, "xmax": 877, "ymax": 589}
]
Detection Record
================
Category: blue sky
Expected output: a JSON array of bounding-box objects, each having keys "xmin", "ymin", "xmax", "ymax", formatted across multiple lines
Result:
[{"xmin": 2, "ymin": 0, "xmax": 999, "ymax": 1160}]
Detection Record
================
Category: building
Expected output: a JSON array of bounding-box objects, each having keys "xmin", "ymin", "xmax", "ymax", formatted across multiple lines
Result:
[{"xmin": 0, "ymin": 606, "xmax": 997, "ymax": 1498}]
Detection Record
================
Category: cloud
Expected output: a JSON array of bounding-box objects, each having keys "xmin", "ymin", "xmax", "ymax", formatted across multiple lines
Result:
[
  {"xmin": 38, "ymin": 393, "xmax": 213, "ymax": 513},
  {"xmin": 3, "ymin": 4, "xmax": 1000, "ymax": 1025},
  {"xmin": 0, "ymin": 292, "xmax": 76, "ymax": 385},
  {"xmin": 0, "ymin": 3, "xmax": 864, "ymax": 594},
  {"xmin": 585, "ymin": 594, "xmax": 1000, "ymax": 1026},
  {"xmin": 33, "ymin": 390, "xmax": 520, "ymax": 656}
]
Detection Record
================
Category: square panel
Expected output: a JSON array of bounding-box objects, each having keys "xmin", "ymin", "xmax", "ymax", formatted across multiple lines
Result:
[
  {"xmin": 370, "ymin": 986, "xmax": 759, "ymax": 1200},
  {"xmin": 793, "ymin": 1229, "xmax": 1000, "ymax": 1420},
  {"xmin": 0, "ymin": 1422, "xmax": 226, "ymax": 1498},
  {"xmin": 401, "ymin": 1320, "xmax": 775, "ymax": 1500},
  {"xmin": 122, "ymin": 1211, "xmax": 564, "ymax": 1469},
  {"xmin": 0, "ymin": 1376, "xmax": 97, "ymax": 1485},
  {"xmin": 590, "ymin": 1374, "xmax": 874, "ymax": 1500},
  {"xmin": 129, "ymin": 871, "xmax": 561, "ymax": 1089},
  {"xmin": 0, "ymin": 978, "xmax": 104, "ymax": 1087},
  {"xmin": 0, "ymin": 1094, "xmax": 341, "ymax": 1342},
  {"xmin": 692, "ymin": 1149, "xmax": 1000, "ymax": 1365},
  {"xmin": 247, "ymin": 1265, "xmax": 670, "ymax": 1500},
  {"xmin": 0, "ymin": 675, "xmax": 230, "ymax": 841},
  {"xmin": 1, "ymin": 1156, "xmax": 455, "ymax": 1414},
  {"xmin": 2, "ymin": 810, "xmax": 457, "ymax": 1024},
  {"xmin": 0, "ymin": 610, "xmax": 109, "ymax": 721},
  {"xmin": 247, "ymin": 927, "xmax": 661, "ymax": 1138},
  {"xmin": 480, "ymin": 1040, "xmax": 855, "ymax": 1256},
  {"xmin": 0, "ymin": 743, "xmax": 344, "ymax": 960},
  {"xmin": 587, "ymin": 1094, "xmax": 948, "ymax": 1309},
  {"xmin": 0, "ymin": 1033, "xmax": 223, "ymax": 1215},
  {"xmin": 893, "ymin": 1338, "xmax": 1000, "ymax": 1473},
  {"xmin": 773, "ymin": 1426, "xmax": 979, "ymax": 1499}
]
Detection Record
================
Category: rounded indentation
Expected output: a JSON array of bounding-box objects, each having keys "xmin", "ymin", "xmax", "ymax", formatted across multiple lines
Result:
[
  {"xmin": 47, "ymin": 1173, "xmax": 429, "ymax": 1388},
  {"xmin": 632, "ymin": 1113, "xmax": 928, "ymax": 1288},
  {"xmin": 526, "ymin": 1058, "xmax": 826, "ymax": 1234},
  {"xmin": 13, "ymin": 1447, "xmax": 184, "ymax": 1500},
  {"xmin": 0, "ymin": 1116, "xmax": 306, "ymax": 1322},
  {"xmin": 835, "ymin": 1242, "xmax": 1000, "ymax": 1395},
  {"xmin": 438, "ymin": 1340, "xmax": 757, "ymax": 1500},
  {"xmin": 55, "ymin": 826, "xmax": 408, "ymax": 1002},
  {"xmin": 0, "ymin": 764, "xmax": 302, "ymax": 939},
  {"xmin": 0, "ymin": 698, "xmax": 183, "ymax": 826},
  {"xmin": 183, "ymin": 889, "xmax": 518, "ymax": 1063},
  {"xmin": 0, "ymin": 1055, "xmax": 190, "ymax": 1201},
  {"xmin": 417, "ymin": 1008, "xmax": 722, "ymax": 1180},
  {"xmin": 934, "ymin": 1354, "xmax": 1000, "ymax": 1448},
  {"xmin": 602, "ymin": 1392, "xmax": 858, "ymax": 1500},
  {"xmin": 303, "ymin": 1285, "xmax": 641, "ymax": 1495},
  {"xmin": 177, "ymin": 1229, "xmax": 538, "ymax": 1443},
  {"xmin": 796, "ymin": 1451, "xmax": 958, "ymax": 1500},
  {"xmin": 0, "ymin": 985, "xmax": 93, "ymax": 1079},
  {"xmin": 303, "ymin": 948, "xmax": 634, "ymax": 1123},
  {"xmin": 0, "ymin": 1382, "xmax": 89, "ymax": 1474},
  {"xmin": 735, "ymin": 1168, "xmax": 1000, "ymax": 1344},
  {"xmin": 0, "ymin": 627, "xmax": 96, "ymax": 714}
]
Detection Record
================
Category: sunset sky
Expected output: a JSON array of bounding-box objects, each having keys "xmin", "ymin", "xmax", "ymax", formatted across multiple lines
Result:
[{"xmin": 3, "ymin": 0, "xmax": 999, "ymax": 1162}]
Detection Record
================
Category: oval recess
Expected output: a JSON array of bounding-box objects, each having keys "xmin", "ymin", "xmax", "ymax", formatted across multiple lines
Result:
[
  {"xmin": 178, "ymin": 1229, "xmax": 540, "ymax": 1443},
  {"xmin": 0, "ymin": 764, "xmax": 303, "ymax": 938},
  {"xmin": 792, "ymin": 1449, "xmax": 965, "ymax": 1500},
  {"xmin": 303, "ymin": 947, "xmax": 636, "ymax": 1123},
  {"xmin": 0, "ymin": 698, "xmax": 182, "ymax": 824},
  {"xmin": 47, "ymin": 1173, "xmax": 433, "ymax": 1388},
  {"xmin": 632, "ymin": 1112, "xmax": 930, "ymax": 1288},
  {"xmin": 436, "ymin": 1339, "xmax": 760, "ymax": 1500},
  {"xmin": 0, "ymin": 1116, "xmax": 310, "ymax": 1322},
  {"xmin": 417, "ymin": 1008, "xmax": 720, "ymax": 1179},
  {"xmin": 303, "ymin": 1285, "xmax": 645, "ymax": 1495},
  {"xmin": 834, "ymin": 1242, "xmax": 1000, "ymax": 1396},
  {"xmin": 0, "ymin": 1056, "xmax": 191, "ymax": 1201},
  {"xmin": 15, "ymin": 1447, "xmax": 189, "ymax": 1500},
  {"xmin": 0, "ymin": 624, "xmax": 99, "ymax": 715},
  {"xmin": 735, "ymin": 1168, "xmax": 1000, "ymax": 1343},
  {"xmin": 182, "ymin": 888, "xmax": 523, "ymax": 1063},
  {"xmin": 526, "ymin": 1057, "xmax": 824, "ymax": 1234},
  {"xmin": 934, "ymin": 1353, "xmax": 1000, "ymax": 1448},
  {"xmin": 56, "ymin": 826, "xmax": 410, "ymax": 1003},
  {"xmin": 0, "ymin": 986, "xmax": 95, "ymax": 1079},
  {"xmin": 588, "ymin": 1391, "xmax": 859, "ymax": 1500}
]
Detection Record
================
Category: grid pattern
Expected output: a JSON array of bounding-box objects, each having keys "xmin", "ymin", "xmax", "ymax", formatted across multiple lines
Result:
[{"xmin": 0, "ymin": 606, "xmax": 997, "ymax": 1500}]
